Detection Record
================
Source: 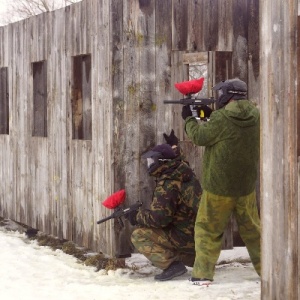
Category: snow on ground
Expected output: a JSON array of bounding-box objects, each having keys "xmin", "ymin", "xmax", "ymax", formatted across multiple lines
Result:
[{"xmin": 0, "ymin": 227, "xmax": 260, "ymax": 300}]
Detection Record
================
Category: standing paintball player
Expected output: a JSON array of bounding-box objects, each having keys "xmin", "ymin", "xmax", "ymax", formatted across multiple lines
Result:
[
  {"xmin": 125, "ymin": 132, "xmax": 202, "ymax": 281},
  {"xmin": 181, "ymin": 78, "xmax": 261, "ymax": 286}
]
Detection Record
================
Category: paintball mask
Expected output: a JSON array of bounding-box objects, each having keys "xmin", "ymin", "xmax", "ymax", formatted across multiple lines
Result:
[
  {"xmin": 213, "ymin": 78, "xmax": 247, "ymax": 109},
  {"xmin": 141, "ymin": 144, "xmax": 176, "ymax": 174}
]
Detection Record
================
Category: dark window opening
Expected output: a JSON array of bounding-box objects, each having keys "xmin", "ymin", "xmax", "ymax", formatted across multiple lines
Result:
[
  {"xmin": 32, "ymin": 61, "xmax": 47, "ymax": 137},
  {"xmin": 183, "ymin": 51, "xmax": 232, "ymax": 109},
  {"xmin": 72, "ymin": 54, "xmax": 92, "ymax": 140},
  {"xmin": 0, "ymin": 67, "xmax": 9, "ymax": 135}
]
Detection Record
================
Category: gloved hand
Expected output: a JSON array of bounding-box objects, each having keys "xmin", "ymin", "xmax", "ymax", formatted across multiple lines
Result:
[
  {"xmin": 197, "ymin": 105, "xmax": 213, "ymax": 120},
  {"xmin": 163, "ymin": 129, "xmax": 179, "ymax": 146},
  {"xmin": 181, "ymin": 105, "xmax": 192, "ymax": 120},
  {"xmin": 125, "ymin": 210, "xmax": 138, "ymax": 226}
]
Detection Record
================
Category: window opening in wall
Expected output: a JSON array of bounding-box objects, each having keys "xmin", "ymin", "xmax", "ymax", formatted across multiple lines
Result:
[
  {"xmin": 183, "ymin": 51, "xmax": 232, "ymax": 101},
  {"xmin": 0, "ymin": 67, "xmax": 9, "ymax": 135},
  {"xmin": 32, "ymin": 61, "xmax": 48, "ymax": 137},
  {"xmin": 183, "ymin": 52, "xmax": 209, "ymax": 98},
  {"xmin": 72, "ymin": 54, "xmax": 92, "ymax": 140},
  {"xmin": 189, "ymin": 63, "xmax": 208, "ymax": 97}
]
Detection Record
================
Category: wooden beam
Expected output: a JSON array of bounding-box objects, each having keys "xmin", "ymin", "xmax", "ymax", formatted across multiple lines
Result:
[{"xmin": 260, "ymin": 0, "xmax": 299, "ymax": 299}]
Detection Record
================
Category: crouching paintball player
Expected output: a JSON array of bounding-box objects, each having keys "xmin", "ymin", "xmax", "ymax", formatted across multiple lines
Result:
[{"xmin": 125, "ymin": 131, "xmax": 202, "ymax": 281}]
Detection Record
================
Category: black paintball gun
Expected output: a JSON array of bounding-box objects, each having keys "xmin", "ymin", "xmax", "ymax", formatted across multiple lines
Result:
[
  {"xmin": 97, "ymin": 202, "xmax": 142, "ymax": 227},
  {"xmin": 164, "ymin": 94, "xmax": 216, "ymax": 120},
  {"xmin": 164, "ymin": 77, "xmax": 217, "ymax": 120},
  {"xmin": 163, "ymin": 95, "xmax": 216, "ymax": 105},
  {"xmin": 96, "ymin": 189, "xmax": 142, "ymax": 228}
]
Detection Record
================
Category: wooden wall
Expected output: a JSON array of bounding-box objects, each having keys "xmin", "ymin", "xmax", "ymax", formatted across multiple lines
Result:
[
  {"xmin": 0, "ymin": 0, "xmax": 260, "ymax": 257},
  {"xmin": 0, "ymin": 0, "xmax": 113, "ymax": 255},
  {"xmin": 260, "ymin": 0, "xmax": 299, "ymax": 299}
]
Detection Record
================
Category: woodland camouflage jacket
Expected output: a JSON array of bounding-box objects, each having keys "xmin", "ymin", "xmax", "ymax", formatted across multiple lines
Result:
[
  {"xmin": 185, "ymin": 100, "xmax": 260, "ymax": 197},
  {"xmin": 136, "ymin": 158, "xmax": 202, "ymax": 247}
]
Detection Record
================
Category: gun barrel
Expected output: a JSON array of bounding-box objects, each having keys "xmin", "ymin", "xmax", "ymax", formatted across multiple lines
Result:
[
  {"xmin": 163, "ymin": 100, "xmax": 184, "ymax": 104},
  {"xmin": 96, "ymin": 202, "xmax": 142, "ymax": 225},
  {"xmin": 97, "ymin": 215, "xmax": 113, "ymax": 224}
]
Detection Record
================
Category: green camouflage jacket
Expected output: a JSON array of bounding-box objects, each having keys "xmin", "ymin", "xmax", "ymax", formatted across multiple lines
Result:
[
  {"xmin": 185, "ymin": 100, "xmax": 260, "ymax": 197},
  {"xmin": 136, "ymin": 158, "xmax": 202, "ymax": 247}
]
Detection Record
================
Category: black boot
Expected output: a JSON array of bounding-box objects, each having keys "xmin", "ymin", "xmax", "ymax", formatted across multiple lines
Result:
[{"xmin": 154, "ymin": 261, "xmax": 187, "ymax": 281}]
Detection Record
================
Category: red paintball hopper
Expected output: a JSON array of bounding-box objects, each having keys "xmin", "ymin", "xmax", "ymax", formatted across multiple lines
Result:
[
  {"xmin": 174, "ymin": 77, "xmax": 204, "ymax": 95},
  {"xmin": 102, "ymin": 189, "xmax": 126, "ymax": 209}
]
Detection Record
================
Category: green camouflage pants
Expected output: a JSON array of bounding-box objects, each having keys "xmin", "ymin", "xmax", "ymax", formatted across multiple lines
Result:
[
  {"xmin": 131, "ymin": 227, "xmax": 195, "ymax": 270},
  {"xmin": 192, "ymin": 190, "xmax": 261, "ymax": 280}
]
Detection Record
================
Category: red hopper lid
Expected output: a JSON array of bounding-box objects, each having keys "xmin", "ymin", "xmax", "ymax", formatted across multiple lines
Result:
[
  {"xmin": 174, "ymin": 77, "xmax": 204, "ymax": 95},
  {"xmin": 102, "ymin": 189, "xmax": 126, "ymax": 209}
]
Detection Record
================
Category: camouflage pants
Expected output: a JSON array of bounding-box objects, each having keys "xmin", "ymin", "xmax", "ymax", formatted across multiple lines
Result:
[
  {"xmin": 192, "ymin": 190, "xmax": 261, "ymax": 280},
  {"xmin": 131, "ymin": 227, "xmax": 195, "ymax": 270}
]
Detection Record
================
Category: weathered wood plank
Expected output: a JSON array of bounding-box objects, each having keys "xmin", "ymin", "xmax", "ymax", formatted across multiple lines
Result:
[
  {"xmin": 171, "ymin": 51, "xmax": 188, "ymax": 141},
  {"xmin": 0, "ymin": 134, "xmax": 12, "ymax": 218},
  {"xmin": 4, "ymin": 24, "xmax": 16, "ymax": 221},
  {"xmin": 29, "ymin": 139, "xmax": 50, "ymax": 230},
  {"xmin": 29, "ymin": 12, "xmax": 48, "ymax": 62},
  {"xmin": 298, "ymin": 17, "xmax": 300, "ymax": 157},
  {"xmin": 187, "ymin": 0, "xmax": 205, "ymax": 51},
  {"xmin": 232, "ymin": 0, "xmax": 248, "ymax": 81},
  {"xmin": 0, "ymin": 32, "xmax": 12, "ymax": 222},
  {"xmin": 202, "ymin": 0, "xmax": 218, "ymax": 51},
  {"xmin": 90, "ymin": 0, "xmax": 113, "ymax": 254},
  {"xmin": 0, "ymin": 26, "xmax": 9, "ymax": 65},
  {"xmin": 260, "ymin": 0, "xmax": 298, "ymax": 298},
  {"xmin": 172, "ymin": 0, "xmax": 189, "ymax": 50},
  {"xmin": 46, "ymin": 8, "xmax": 69, "ymax": 239},
  {"xmin": 247, "ymin": 0, "xmax": 260, "ymax": 103},
  {"xmin": 155, "ymin": 0, "xmax": 173, "ymax": 138},
  {"xmin": 24, "ymin": 15, "xmax": 50, "ymax": 233},
  {"xmin": 137, "ymin": 0, "xmax": 156, "ymax": 209},
  {"xmin": 114, "ymin": 0, "xmax": 142, "ymax": 257},
  {"xmin": 70, "ymin": 141, "xmax": 93, "ymax": 247},
  {"xmin": 16, "ymin": 20, "xmax": 31, "ymax": 226},
  {"xmin": 217, "ymin": 0, "xmax": 232, "ymax": 51},
  {"xmin": 111, "ymin": 0, "xmax": 126, "ymax": 193}
]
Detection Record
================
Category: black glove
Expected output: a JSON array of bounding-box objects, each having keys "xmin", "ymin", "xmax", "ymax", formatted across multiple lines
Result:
[
  {"xmin": 196, "ymin": 105, "xmax": 213, "ymax": 120},
  {"xmin": 125, "ymin": 210, "xmax": 138, "ymax": 226},
  {"xmin": 181, "ymin": 105, "xmax": 193, "ymax": 120},
  {"xmin": 163, "ymin": 129, "xmax": 179, "ymax": 146}
]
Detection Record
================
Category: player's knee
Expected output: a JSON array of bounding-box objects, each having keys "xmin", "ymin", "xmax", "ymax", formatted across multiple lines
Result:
[{"xmin": 131, "ymin": 227, "xmax": 151, "ymax": 246}]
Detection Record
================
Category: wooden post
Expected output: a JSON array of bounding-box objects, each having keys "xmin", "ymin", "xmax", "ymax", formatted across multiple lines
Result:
[{"xmin": 260, "ymin": 0, "xmax": 299, "ymax": 299}]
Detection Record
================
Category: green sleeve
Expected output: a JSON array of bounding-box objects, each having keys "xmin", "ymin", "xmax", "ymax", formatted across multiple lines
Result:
[{"xmin": 184, "ymin": 113, "xmax": 222, "ymax": 147}]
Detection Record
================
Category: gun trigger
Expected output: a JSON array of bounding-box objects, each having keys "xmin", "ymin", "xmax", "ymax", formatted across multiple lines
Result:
[{"xmin": 200, "ymin": 110, "xmax": 204, "ymax": 119}]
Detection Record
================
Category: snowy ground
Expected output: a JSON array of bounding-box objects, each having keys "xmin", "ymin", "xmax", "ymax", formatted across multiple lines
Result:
[{"xmin": 0, "ymin": 227, "xmax": 260, "ymax": 300}]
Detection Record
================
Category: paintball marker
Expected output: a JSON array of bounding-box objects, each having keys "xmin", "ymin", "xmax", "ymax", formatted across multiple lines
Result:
[
  {"xmin": 163, "ymin": 96, "xmax": 216, "ymax": 105},
  {"xmin": 164, "ymin": 95, "xmax": 216, "ymax": 120},
  {"xmin": 96, "ymin": 189, "xmax": 142, "ymax": 228},
  {"xmin": 164, "ymin": 77, "xmax": 217, "ymax": 120}
]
